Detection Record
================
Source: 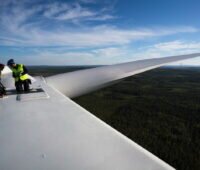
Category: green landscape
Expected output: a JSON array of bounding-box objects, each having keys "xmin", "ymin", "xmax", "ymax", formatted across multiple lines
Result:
[{"xmin": 28, "ymin": 66, "xmax": 200, "ymax": 170}]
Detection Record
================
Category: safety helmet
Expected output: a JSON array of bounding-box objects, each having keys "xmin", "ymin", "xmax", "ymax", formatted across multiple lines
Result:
[{"xmin": 7, "ymin": 59, "xmax": 15, "ymax": 66}]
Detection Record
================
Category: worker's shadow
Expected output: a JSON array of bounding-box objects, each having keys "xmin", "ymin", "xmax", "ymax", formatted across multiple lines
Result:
[{"xmin": 6, "ymin": 88, "xmax": 44, "ymax": 96}]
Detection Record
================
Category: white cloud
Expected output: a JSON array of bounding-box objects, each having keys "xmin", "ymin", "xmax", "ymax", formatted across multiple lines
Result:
[
  {"xmin": 124, "ymin": 40, "xmax": 200, "ymax": 65},
  {"xmin": 93, "ymin": 47, "xmax": 127, "ymax": 60},
  {"xmin": 154, "ymin": 40, "xmax": 200, "ymax": 51},
  {"xmin": 56, "ymin": 8, "xmax": 95, "ymax": 20},
  {"xmin": 43, "ymin": 3, "xmax": 70, "ymax": 18},
  {"xmin": 1, "ymin": 1, "xmax": 200, "ymax": 66},
  {"xmin": 79, "ymin": 0, "xmax": 97, "ymax": 4},
  {"xmin": 86, "ymin": 14, "xmax": 116, "ymax": 21},
  {"xmin": 8, "ymin": 46, "xmax": 128, "ymax": 65},
  {"xmin": 3, "ymin": 40, "xmax": 200, "ymax": 66},
  {"xmin": 0, "ymin": 0, "xmax": 198, "ymax": 49},
  {"xmin": 0, "ymin": 23, "xmax": 198, "ymax": 48},
  {"xmin": 44, "ymin": 3, "xmax": 95, "ymax": 21},
  {"xmin": 20, "ymin": 50, "xmax": 114, "ymax": 65},
  {"xmin": 43, "ymin": 2, "xmax": 114, "ymax": 22}
]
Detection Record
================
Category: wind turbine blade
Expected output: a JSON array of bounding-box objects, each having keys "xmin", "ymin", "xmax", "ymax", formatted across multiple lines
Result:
[{"xmin": 46, "ymin": 53, "xmax": 200, "ymax": 98}]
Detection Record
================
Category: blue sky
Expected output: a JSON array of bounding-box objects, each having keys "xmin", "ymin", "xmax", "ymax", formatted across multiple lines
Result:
[{"xmin": 0, "ymin": 0, "xmax": 200, "ymax": 65}]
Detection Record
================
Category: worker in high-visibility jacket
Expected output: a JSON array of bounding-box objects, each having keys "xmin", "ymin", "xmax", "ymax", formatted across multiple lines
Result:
[{"xmin": 7, "ymin": 59, "xmax": 30, "ymax": 93}]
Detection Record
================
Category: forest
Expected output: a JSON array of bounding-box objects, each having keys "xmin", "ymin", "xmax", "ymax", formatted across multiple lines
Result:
[{"xmin": 29, "ymin": 66, "xmax": 200, "ymax": 170}]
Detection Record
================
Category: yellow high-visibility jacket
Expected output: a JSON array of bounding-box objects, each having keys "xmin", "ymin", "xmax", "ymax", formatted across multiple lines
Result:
[{"xmin": 11, "ymin": 64, "xmax": 29, "ymax": 82}]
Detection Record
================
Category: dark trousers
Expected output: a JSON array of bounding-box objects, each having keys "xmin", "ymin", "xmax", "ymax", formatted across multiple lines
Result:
[
  {"xmin": 15, "ymin": 80, "xmax": 30, "ymax": 93},
  {"xmin": 0, "ymin": 81, "xmax": 6, "ymax": 95}
]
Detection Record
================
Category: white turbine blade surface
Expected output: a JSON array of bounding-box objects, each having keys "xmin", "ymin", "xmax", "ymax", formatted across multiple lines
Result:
[
  {"xmin": 46, "ymin": 53, "xmax": 200, "ymax": 98},
  {"xmin": 0, "ymin": 78, "xmax": 174, "ymax": 170},
  {"xmin": 1, "ymin": 66, "xmax": 15, "ymax": 88}
]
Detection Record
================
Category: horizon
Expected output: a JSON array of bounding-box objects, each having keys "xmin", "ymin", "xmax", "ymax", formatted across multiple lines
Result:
[{"xmin": 25, "ymin": 64, "xmax": 200, "ymax": 67}]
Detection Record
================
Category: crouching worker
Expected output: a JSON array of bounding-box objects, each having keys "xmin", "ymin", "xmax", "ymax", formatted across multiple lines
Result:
[
  {"xmin": 7, "ymin": 59, "xmax": 31, "ymax": 93},
  {"xmin": 0, "ymin": 63, "xmax": 6, "ymax": 98}
]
